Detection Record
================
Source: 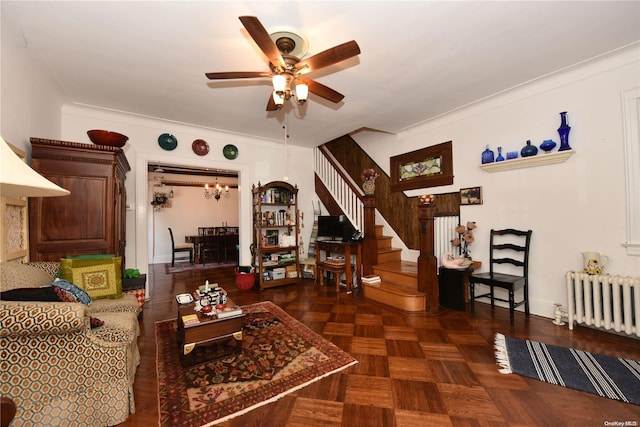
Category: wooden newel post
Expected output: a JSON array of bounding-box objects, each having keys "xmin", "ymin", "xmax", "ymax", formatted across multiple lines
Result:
[
  {"xmin": 418, "ymin": 202, "xmax": 439, "ymax": 312},
  {"xmin": 362, "ymin": 195, "xmax": 378, "ymax": 276}
]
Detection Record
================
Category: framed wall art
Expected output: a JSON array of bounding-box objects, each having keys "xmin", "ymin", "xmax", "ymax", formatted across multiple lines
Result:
[
  {"xmin": 390, "ymin": 141, "xmax": 453, "ymax": 192},
  {"xmin": 460, "ymin": 186, "xmax": 483, "ymax": 205}
]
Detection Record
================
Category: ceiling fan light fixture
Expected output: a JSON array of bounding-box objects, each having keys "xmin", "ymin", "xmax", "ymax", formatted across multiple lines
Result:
[
  {"xmin": 272, "ymin": 74, "xmax": 286, "ymax": 95},
  {"xmin": 295, "ymin": 82, "xmax": 308, "ymax": 103},
  {"xmin": 273, "ymin": 91, "xmax": 285, "ymax": 107}
]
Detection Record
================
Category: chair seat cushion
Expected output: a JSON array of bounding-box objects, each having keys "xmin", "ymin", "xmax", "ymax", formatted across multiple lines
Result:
[
  {"xmin": 471, "ymin": 272, "xmax": 525, "ymax": 288},
  {"xmin": 89, "ymin": 294, "xmax": 140, "ymax": 316}
]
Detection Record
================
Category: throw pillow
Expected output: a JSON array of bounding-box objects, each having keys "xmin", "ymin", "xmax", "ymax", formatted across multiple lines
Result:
[
  {"xmin": 1, "ymin": 285, "xmax": 104, "ymax": 329},
  {"xmin": 59, "ymin": 257, "xmax": 122, "ymax": 300},
  {"xmin": 0, "ymin": 262, "xmax": 53, "ymax": 292},
  {"xmin": 0, "ymin": 286, "xmax": 60, "ymax": 301},
  {"xmin": 65, "ymin": 254, "xmax": 116, "ymax": 260},
  {"xmin": 52, "ymin": 279, "xmax": 93, "ymax": 305}
]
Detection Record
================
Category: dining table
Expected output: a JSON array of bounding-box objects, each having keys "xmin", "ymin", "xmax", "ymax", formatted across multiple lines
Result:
[{"xmin": 185, "ymin": 233, "xmax": 239, "ymax": 264}]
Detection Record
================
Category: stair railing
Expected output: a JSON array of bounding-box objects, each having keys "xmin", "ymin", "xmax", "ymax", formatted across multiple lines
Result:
[{"xmin": 314, "ymin": 147, "xmax": 364, "ymax": 233}]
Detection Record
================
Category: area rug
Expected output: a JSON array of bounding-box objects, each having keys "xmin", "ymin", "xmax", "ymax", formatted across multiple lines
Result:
[
  {"xmin": 164, "ymin": 261, "xmax": 235, "ymax": 274},
  {"xmin": 156, "ymin": 301, "xmax": 357, "ymax": 426},
  {"xmin": 495, "ymin": 333, "xmax": 640, "ymax": 405}
]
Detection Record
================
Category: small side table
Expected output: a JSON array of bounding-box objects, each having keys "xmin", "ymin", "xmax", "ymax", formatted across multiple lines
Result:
[
  {"xmin": 439, "ymin": 266, "xmax": 473, "ymax": 311},
  {"xmin": 316, "ymin": 240, "xmax": 362, "ymax": 293}
]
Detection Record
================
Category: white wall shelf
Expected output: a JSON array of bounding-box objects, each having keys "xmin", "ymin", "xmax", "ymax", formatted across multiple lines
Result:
[{"xmin": 480, "ymin": 150, "xmax": 575, "ymax": 172}]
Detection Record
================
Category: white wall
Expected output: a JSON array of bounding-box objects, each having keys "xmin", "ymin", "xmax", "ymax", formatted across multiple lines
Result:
[
  {"xmin": 355, "ymin": 45, "xmax": 640, "ymax": 319},
  {"xmin": 0, "ymin": 24, "xmax": 63, "ymax": 153},
  {"xmin": 60, "ymin": 105, "xmax": 317, "ymax": 293}
]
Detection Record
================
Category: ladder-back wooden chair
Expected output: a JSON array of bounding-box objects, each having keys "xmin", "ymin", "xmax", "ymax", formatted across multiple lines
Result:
[
  {"xmin": 169, "ymin": 227, "xmax": 194, "ymax": 267},
  {"xmin": 470, "ymin": 228, "xmax": 532, "ymax": 325}
]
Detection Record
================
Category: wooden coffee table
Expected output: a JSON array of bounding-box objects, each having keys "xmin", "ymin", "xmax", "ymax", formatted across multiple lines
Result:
[{"xmin": 176, "ymin": 296, "xmax": 245, "ymax": 366}]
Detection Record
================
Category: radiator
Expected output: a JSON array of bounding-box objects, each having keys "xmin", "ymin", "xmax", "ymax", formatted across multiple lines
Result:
[
  {"xmin": 566, "ymin": 271, "xmax": 640, "ymax": 337},
  {"xmin": 435, "ymin": 215, "xmax": 458, "ymax": 267}
]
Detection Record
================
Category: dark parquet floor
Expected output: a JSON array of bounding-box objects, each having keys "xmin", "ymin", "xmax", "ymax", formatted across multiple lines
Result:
[{"xmin": 118, "ymin": 264, "xmax": 640, "ymax": 426}]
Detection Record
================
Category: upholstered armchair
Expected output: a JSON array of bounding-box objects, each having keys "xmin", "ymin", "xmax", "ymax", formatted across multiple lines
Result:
[{"xmin": 0, "ymin": 261, "xmax": 141, "ymax": 426}]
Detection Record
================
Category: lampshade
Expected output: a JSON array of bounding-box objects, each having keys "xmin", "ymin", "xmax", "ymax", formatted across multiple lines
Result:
[
  {"xmin": 0, "ymin": 136, "xmax": 70, "ymax": 197},
  {"xmin": 272, "ymin": 91, "xmax": 285, "ymax": 106},
  {"xmin": 272, "ymin": 74, "xmax": 286, "ymax": 95},
  {"xmin": 295, "ymin": 82, "xmax": 308, "ymax": 103}
]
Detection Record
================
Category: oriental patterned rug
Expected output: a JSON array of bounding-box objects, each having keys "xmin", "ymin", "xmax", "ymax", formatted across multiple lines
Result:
[
  {"xmin": 495, "ymin": 333, "xmax": 640, "ymax": 405},
  {"xmin": 156, "ymin": 301, "xmax": 357, "ymax": 426}
]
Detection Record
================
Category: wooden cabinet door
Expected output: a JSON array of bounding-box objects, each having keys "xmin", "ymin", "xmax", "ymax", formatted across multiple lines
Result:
[{"xmin": 28, "ymin": 138, "xmax": 130, "ymax": 262}]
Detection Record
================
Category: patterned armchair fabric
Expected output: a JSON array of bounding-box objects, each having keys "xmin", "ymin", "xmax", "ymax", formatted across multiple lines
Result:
[{"xmin": 0, "ymin": 262, "xmax": 141, "ymax": 426}]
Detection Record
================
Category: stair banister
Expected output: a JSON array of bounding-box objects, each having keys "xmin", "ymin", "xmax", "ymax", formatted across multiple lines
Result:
[{"xmin": 314, "ymin": 146, "xmax": 364, "ymax": 232}]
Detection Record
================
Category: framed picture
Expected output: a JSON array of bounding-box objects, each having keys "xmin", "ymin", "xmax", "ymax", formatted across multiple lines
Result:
[
  {"xmin": 390, "ymin": 141, "xmax": 453, "ymax": 192},
  {"xmin": 460, "ymin": 186, "xmax": 482, "ymax": 205}
]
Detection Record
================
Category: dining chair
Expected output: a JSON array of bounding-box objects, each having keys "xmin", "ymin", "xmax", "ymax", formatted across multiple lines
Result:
[
  {"xmin": 200, "ymin": 235, "xmax": 222, "ymax": 265},
  {"xmin": 469, "ymin": 228, "xmax": 532, "ymax": 325},
  {"xmin": 169, "ymin": 227, "xmax": 194, "ymax": 267}
]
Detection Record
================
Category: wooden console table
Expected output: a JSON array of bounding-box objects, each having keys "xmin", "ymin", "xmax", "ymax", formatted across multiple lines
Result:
[{"xmin": 315, "ymin": 240, "xmax": 362, "ymax": 293}]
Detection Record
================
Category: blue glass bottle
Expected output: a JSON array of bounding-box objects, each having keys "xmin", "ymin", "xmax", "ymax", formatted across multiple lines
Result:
[
  {"xmin": 521, "ymin": 140, "xmax": 538, "ymax": 157},
  {"xmin": 496, "ymin": 146, "xmax": 505, "ymax": 162},
  {"xmin": 557, "ymin": 111, "xmax": 572, "ymax": 151},
  {"xmin": 481, "ymin": 145, "xmax": 495, "ymax": 164}
]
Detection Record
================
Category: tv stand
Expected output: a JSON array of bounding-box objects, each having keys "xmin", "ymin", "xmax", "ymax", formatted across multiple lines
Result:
[{"xmin": 316, "ymin": 240, "xmax": 362, "ymax": 293}]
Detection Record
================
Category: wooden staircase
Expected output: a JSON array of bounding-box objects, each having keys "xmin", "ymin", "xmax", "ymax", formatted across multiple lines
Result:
[{"xmin": 362, "ymin": 225, "xmax": 427, "ymax": 312}]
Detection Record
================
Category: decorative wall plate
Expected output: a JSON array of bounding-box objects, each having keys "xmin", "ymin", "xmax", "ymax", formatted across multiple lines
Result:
[
  {"xmin": 223, "ymin": 144, "xmax": 238, "ymax": 160},
  {"xmin": 158, "ymin": 133, "xmax": 178, "ymax": 151},
  {"xmin": 192, "ymin": 139, "xmax": 209, "ymax": 156}
]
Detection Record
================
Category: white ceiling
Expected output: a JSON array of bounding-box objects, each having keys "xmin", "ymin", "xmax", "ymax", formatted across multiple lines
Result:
[{"xmin": 3, "ymin": 1, "xmax": 640, "ymax": 148}]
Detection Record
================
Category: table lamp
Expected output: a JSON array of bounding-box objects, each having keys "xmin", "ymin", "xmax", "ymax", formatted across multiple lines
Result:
[{"xmin": 0, "ymin": 136, "xmax": 70, "ymax": 197}]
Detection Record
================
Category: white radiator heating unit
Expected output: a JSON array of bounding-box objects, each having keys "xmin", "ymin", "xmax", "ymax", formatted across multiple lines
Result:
[
  {"xmin": 435, "ymin": 215, "xmax": 458, "ymax": 267},
  {"xmin": 566, "ymin": 271, "xmax": 640, "ymax": 337}
]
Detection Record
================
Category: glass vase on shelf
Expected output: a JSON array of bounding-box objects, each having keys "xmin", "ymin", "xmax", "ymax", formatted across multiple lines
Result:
[{"xmin": 557, "ymin": 111, "xmax": 572, "ymax": 151}]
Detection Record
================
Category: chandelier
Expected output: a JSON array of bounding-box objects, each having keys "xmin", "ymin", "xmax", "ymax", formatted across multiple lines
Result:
[{"xmin": 204, "ymin": 179, "xmax": 230, "ymax": 201}]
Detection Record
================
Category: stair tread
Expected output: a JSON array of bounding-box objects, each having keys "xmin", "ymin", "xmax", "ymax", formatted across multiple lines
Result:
[
  {"xmin": 374, "ymin": 260, "xmax": 418, "ymax": 275},
  {"xmin": 377, "ymin": 247, "xmax": 402, "ymax": 254},
  {"xmin": 363, "ymin": 281, "xmax": 425, "ymax": 297}
]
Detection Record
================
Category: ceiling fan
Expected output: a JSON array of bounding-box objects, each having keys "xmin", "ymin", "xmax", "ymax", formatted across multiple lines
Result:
[{"xmin": 205, "ymin": 16, "xmax": 360, "ymax": 111}]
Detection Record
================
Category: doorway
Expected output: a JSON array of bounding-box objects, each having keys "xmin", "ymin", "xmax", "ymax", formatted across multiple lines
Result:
[{"xmin": 133, "ymin": 151, "xmax": 253, "ymax": 299}]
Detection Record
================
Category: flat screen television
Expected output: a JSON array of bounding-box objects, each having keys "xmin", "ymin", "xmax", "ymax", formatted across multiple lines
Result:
[{"xmin": 317, "ymin": 215, "xmax": 354, "ymax": 242}]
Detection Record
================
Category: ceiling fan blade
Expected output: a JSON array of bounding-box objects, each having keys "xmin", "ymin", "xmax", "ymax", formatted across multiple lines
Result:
[
  {"xmin": 295, "ymin": 40, "xmax": 360, "ymax": 74},
  {"xmin": 266, "ymin": 93, "xmax": 278, "ymax": 111},
  {"xmin": 239, "ymin": 16, "xmax": 286, "ymax": 71},
  {"xmin": 297, "ymin": 76, "xmax": 344, "ymax": 103},
  {"xmin": 205, "ymin": 71, "xmax": 271, "ymax": 80}
]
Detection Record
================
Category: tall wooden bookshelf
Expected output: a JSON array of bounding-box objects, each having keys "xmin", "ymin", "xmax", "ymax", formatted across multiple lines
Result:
[{"xmin": 252, "ymin": 181, "xmax": 301, "ymax": 289}]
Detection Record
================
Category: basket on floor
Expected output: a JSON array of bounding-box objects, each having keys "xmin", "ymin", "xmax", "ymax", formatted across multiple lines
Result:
[{"xmin": 235, "ymin": 267, "xmax": 255, "ymax": 290}]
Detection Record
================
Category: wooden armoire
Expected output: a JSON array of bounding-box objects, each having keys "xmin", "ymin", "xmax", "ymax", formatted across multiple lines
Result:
[{"xmin": 29, "ymin": 137, "xmax": 130, "ymax": 262}]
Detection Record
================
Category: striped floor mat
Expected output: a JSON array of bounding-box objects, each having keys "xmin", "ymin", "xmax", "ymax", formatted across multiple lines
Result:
[{"xmin": 495, "ymin": 333, "xmax": 640, "ymax": 405}]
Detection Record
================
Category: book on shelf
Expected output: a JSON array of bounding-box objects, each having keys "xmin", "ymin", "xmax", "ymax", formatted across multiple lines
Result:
[
  {"xmin": 216, "ymin": 305, "xmax": 243, "ymax": 319},
  {"xmin": 181, "ymin": 314, "xmax": 200, "ymax": 326}
]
